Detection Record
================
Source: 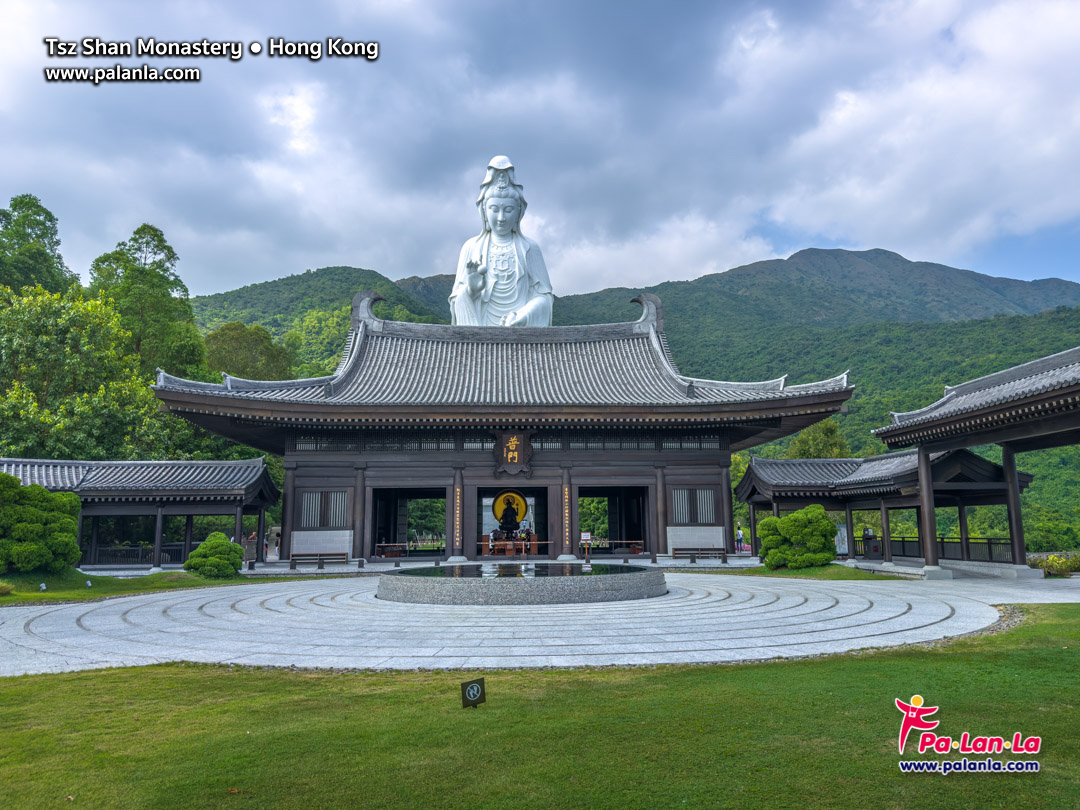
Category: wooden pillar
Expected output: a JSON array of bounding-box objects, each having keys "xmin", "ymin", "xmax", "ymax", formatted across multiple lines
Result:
[
  {"xmin": 234, "ymin": 504, "xmax": 244, "ymax": 549},
  {"xmin": 748, "ymin": 504, "xmax": 758, "ymax": 557},
  {"xmin": 844, "ymin": 504, "xmax": 855, "ymax": 559},
  {"xmin": 256, "ymin": 508, "xmax": 266, "ymax": 563},
  {"xmin": 879, "ymin": 500, "xmax": 892, "ymax": 562},
  {"xmin": 152, "ymin": 504, "xmax": 164, "ymax": 568},
  {"xmin": 654, "ymin": 466, "xmax": 668, "ymax": 555},
  {"xmin": 90, "ymin": 516, "xmax": 100, "ymax": 565},
  {"xmin": 449, "ymin": 466, "xmax": 464, "ymax": 560},
  {"xmin": 560, "ymin": 467, "xmax": 574, "ymax": 558},
  {"xmin": 957, "ymin": 501, "xmax": 970, "ymax": 561},
  {"xmin": 720, "ymin": 466, "xmax": 735, "ymax": 554},
  {"xmin": 917, "ymin": 447, "xmax": 939, "ymax": 567},
  {"xmin": 281, "ymin": 468, "xmax": 295, "ymax": 560},
  {"xmin": 183, "ymin": 515, "xmax": 193, "ymax": 561},
  {"xmin": 1002, "ymin": 445, "xmax": 1027, "ymax": 566},
  {"xmin": 772, "ymin": 502, "xmax": 780, "ymax": 518},
  {"xmin": 352, "ymin": 466, "xmax": 366, "ymax": 559}
]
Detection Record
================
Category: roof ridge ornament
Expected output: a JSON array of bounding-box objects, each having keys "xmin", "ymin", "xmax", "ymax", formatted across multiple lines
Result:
[
  {"xmin": 630, "ymin": 293, "xmax": 664, "ymax": 333},
  {"xmin": 352, "ymin": 290, "xmax": 387, "ymax": 329}
]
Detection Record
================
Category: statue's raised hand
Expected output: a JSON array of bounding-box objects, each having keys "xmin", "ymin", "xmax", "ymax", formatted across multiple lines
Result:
[{"xmin": 465, "ymin": 258, "xmax": 487, "ymax": 294}]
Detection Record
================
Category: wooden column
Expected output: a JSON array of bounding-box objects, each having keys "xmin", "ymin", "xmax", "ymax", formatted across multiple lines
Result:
[
  {"xmin": 772, "ymin": 502, "xmax": 780, "ymax": 518},
  {"xmin": 152, "ymin": 504, "xmax": 164, "ymax": 568},
  {"xmin": 748, "ymin": 504, "xmax": 758, "ymax": 557},
  {"xmin": 1002, "ymin": 445, "xmax": 1027, "ymax": 566},
  {"xmin": 352, "ymin": 466, "xmax": 366, "ymax": 559},
  {"xmin": 654, "ymin": 466, "xmax": 668, "ymax": 555},
  {"xmin": 720, "ymin": 466, "xmax": 735, "ymax": 553},
  {"xmin": 844, "ymin": 504, "xmax": 855, "ymax": 559},
  {"xmin": 449, "ymin": 466, "xmax": 464, "ymax": 560},
  {"xmin": 183, "ymin": 515, "xmax": 193, "ymax": 561},
  {"xmin": 560, "ymin": 467, "xmax": 574, "ymax": 558},
  {"xmin": 90, "ymin": 516, "xmax": 100, "ymax": 565},
  {"xmin": 256, "ymin": 508, "xmax": 266, "ymax": 563},
  {"xmin": 917, "ymin": 447, "xmax": 939, "ymax": 567},
  {"xmin": 281, "ymin": 468, "xmax": 295, "ymax": 560},
  {"xmin": 879, "ymin": 500, "xmax": 892, "ymax": 562},
  {"xmin": 234, "ymin": 504, "xmax": 244, "ymax": 549},
  {"xmin": 957, "ymin": 501, "xmax": 970, "ymax": 561}
]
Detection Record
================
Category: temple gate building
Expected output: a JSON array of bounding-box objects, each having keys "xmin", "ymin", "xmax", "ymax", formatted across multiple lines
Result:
[{"xmin": 154, "ymin": 291, "xmax": 852, "ymax": 562}]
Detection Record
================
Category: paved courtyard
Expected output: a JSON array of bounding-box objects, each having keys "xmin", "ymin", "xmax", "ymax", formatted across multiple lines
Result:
[{"xmin": 2, "ymin": 573, "xmax": 1078, "ymax": 676}]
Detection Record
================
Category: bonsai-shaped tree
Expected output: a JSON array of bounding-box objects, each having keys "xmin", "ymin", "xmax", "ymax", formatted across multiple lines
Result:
[
  {"xmin": 183, "ymin": 532, "xmax": 243, "ymax": 578},
  {"xmin": 0, "ymin": 472, "xmax": 82, "ymax": 574},
  {"xmin": 757, "ymin": 504, "xmax": 838, "ymax": 570}
]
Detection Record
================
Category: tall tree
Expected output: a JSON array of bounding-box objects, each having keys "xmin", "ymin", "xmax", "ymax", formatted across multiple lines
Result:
[
  {"xmin": 784, "ymin": 418, "xmax": 851, "ymax": 460},
  {"xmin": 205, "ymin": 322, "xmax": 293, "ymax": 381},
  {"xmin": 89, "ymin": 224, "xmax": 205, "ymax": 377},
  {"xmin": 0, "ymin": 194, "xmax": 74, "ymax": 292},
  {"xmin": 0, "ymin": 287, "xmax": 166, "ymax": 460}
]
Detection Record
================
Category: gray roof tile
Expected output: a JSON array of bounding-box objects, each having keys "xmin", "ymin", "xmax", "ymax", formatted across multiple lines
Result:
[
  {"xmin": 155, "ymin": 292, "xmax": 851, "ymax": 409},
  {"xmin": 876, "ymin": 345, "xmax": 1080, "ymax": 433},
  {"xmin": 0, "ymin": 457, "xmax": 275, "ymax": 499}
]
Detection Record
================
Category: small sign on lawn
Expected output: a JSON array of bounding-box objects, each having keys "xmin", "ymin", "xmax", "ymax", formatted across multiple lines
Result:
[{"xmin": 461, "ymin": 677, "xmax": 486, "ymax": 709}]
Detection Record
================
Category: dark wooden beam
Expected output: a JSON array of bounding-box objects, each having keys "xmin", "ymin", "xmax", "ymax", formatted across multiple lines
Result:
[
  {"xmin": 720, "ymin": 466, "xmax": 735, "ymax": 554},
  {"xmin": 1002, "ymin": 446, "xmax": 1026, "ymax": 566},
  {"xmin": 917, "ymin": 448, "xmax": 939, "ymax": 567},
  {"xmin": 152, "ymin": 505, "xmax": 164, "ymax": 568}
]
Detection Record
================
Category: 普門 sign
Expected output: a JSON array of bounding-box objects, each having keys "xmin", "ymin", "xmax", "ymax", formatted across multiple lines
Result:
[{"xmin": 494, "ymin": 431, "xmax": 533, "ymax": 476}]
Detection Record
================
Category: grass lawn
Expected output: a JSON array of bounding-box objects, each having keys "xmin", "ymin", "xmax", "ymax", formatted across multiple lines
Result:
[
  {"xmin": 0, "ymin": 605, "xmax": 1076, "ymax": 809},
  {"xmin": 0, "ymin": 566, "xmax": 331, "ymax": 605},
  {"xmin": 674, "ymin": 564, "xmax": 900, "ymax": 580}
]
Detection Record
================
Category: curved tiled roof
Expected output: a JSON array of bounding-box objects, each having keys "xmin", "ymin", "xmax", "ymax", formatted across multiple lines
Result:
[
  {"xmin": 740, "ymin": 449, "xmax": 1031, "ymax": 499},
  {"xmin": 876, "ymin": 345, "xmax": 1080, "ymax": 434},
  {"xmin": 0, "ymin": 457, "xmax": 278, "ymax": 503},
  {"xmin": 155, "ymin": 292, "xmax": 851, "ymax": 410}
]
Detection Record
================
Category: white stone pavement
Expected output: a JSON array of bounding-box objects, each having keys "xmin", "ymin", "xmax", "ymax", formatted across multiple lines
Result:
[{"xmin": 2, "ymin": 574, "xmax": 1078, "ymax": 676}]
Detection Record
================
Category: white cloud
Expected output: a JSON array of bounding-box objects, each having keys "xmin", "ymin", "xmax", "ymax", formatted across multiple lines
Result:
[
  {"xmin": 547, "ymin": 211, "xmax": 775, "ymax": 294},
  {"xmin": 739, "ymin": 0, "xmax": 1080, "ymax": 262}
]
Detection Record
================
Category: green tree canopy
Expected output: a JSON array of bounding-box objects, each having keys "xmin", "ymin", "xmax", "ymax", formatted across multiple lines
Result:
[
  {"xmin": 89, "ymin": 224, "xmax": 205, "ymax": 378},
  {"xmin": 205, "ymin": 322, "xmax": 293, "ymax": 381},
  {"xmin": 0, "ymin": 194, "xmax": 74, "ymax": 293},
  {"xmin": 0, "ymin": 286, "xmax": 166, "ymax": 460},
  {"xmin": 784, "ymin": 418, "xmax": 851, "ymax": 460}
]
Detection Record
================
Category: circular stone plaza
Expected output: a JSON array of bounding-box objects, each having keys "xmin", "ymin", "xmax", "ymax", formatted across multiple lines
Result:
[{"xmin": 4, "ymin": 568, "xmax": 1080, "ymax": 677}]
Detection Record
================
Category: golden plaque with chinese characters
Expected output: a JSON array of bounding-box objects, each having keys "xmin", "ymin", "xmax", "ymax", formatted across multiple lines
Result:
[{"xmin": 494, "ymin": 431, "xmax": 533, "ymax": 477}]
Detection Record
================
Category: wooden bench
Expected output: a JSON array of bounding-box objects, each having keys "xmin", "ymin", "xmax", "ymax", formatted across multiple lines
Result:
[
  {"xmin": 289, "ymin": 552, "xmax": 349, "ymax": 565},
  {"xmin": 671, "ymin": 548, "xmax": 728, "ymax": 560}
]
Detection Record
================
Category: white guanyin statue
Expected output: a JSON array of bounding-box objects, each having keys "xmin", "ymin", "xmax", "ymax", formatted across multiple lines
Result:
[{"xmin": 449, "ymin": 156, "xmax": 554, "ymax": 326}]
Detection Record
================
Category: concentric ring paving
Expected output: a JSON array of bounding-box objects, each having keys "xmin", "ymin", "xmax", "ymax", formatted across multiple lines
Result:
[{"xmin": 0, "ymin": 574, "xmax": 1000, "ymax": 676}]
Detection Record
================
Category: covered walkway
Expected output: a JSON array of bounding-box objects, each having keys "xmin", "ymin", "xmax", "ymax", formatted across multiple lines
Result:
[
  {"xmin": 0, "ymin": 457, "xmax": 279, "ymax": 568},
  {"xmin": 735, "ymin": 449, "xmax": 1032, "ymax": 578},
  {"xmin": 874, "ymin": 345, "xmax": 1080, "ymax": 578}
]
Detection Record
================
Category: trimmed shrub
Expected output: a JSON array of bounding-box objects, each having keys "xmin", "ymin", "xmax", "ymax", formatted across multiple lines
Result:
[
  {"xmin": 183, "ymin": 533, "xmax": 243, "ymax": 578},
  {"xmin": 757, "ymin": 505, "xmax": 838, "ymax": 570},
  {"xmin": 0, "ymin": 581, "xmax": 13, "ymax": 596},
  {"xmin": 1028, "ymin": 554, "xmax": 1080, "ymax": 577},
  {"xmin": 0, "ymin": 473, "xmax": 82, "ymax": 574}
]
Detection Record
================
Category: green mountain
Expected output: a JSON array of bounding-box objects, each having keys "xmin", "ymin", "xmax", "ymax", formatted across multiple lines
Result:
[
  {"xmin": 551, "ymin": 248, "xmax": 1080, "ymax": 327},
  {"xmin": 191, "ymin": 265, "xmax": 446, "ymax": 337}
]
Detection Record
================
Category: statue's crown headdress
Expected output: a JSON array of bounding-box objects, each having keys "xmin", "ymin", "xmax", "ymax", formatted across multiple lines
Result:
[{"xmin": 475, "ymin": 155, "xmax": 528, "ymax": 231}]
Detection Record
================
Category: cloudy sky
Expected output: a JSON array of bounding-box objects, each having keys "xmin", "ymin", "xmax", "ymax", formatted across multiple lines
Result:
[{"xmin": 3, "ymin": 0, "xmax": 1079, "ymax": 297}]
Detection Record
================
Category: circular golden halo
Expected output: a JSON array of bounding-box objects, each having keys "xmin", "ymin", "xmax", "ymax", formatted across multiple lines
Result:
[{"xmin": 491, "ymin": 490, "xmax": 528, "ymax": 523}]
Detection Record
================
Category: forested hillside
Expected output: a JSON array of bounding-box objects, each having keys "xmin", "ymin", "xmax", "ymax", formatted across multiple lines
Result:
[{"xmin": 191, "ymin": 266, "xmax": 445, "ymax": 336}]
